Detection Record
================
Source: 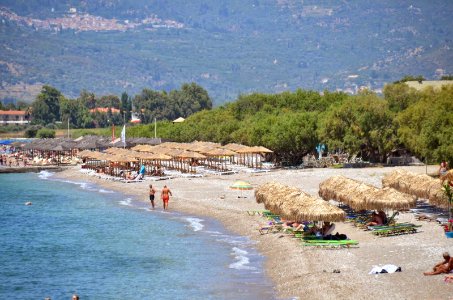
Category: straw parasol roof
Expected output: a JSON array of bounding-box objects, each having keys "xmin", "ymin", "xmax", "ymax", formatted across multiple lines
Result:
[
  {"xmin": 319, "ymin": 175, "xmax": 416, "ymax": 211},
  {"xmin": 85, "ymin": 151, "xmax": 108, "ymax": 160},
  {"xmin": 176, "ymin": 150, "xmax": 206, "ymax": 159},
  {"xmin": 107, "ymin": 154, "xmax": 138, "ymax": 163},
  {"xmin": 367, "ymin": 187, "xmax": 416, "ymax": 211},
  {"xmin": 205, "ymin": 148, "xmax": 237, "ymax": 156},
  {"xmin": 223, "ymin": 143, "xmax": 247, "ymax": 152},
  {"xmin": 248, "ymin": 146, "xmax": 273, "ymax": 153},
  {"xmin": 255, "ymin": 182, "xmax": 345, "ymax": 222},
  {"xmin": 131, "ymin": 144, "xmax": 155, "ymax": 152},
  {"xmin": 77, "ymin": 150, "xmax": 94, "ymax": 157},
  {"xmin": 382, "ymin": 169, "xmax": 448, "ymax": 208},
  {"xmin": 235, "ymin": 146, "xmax": 256, "ymax": 154},
  {"xmin": 163, "ymin": 148, "xmax": 185, "ymax": 157},
  {"xmin": 139, "ymin": 152, "xmax": 172, "ymax": 160}
]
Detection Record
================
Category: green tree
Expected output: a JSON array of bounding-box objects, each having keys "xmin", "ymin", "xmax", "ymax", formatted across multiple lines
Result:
[
  {"xmin": 36, "ymin": 128, "xmax": 56, "ymax": 138},
  {"xmin": 79, "ymin": 90, "xmax": 97, "ymax": 109},
  {"xmin": 383, "ymin": 82, "xmax": 421, "ymax": 113},
  {"xmin": 24, "ymin": 125, "xmax": 43, "ymax": 138},
  {"xmin": 31, "ymin": 85, "xmax": 63, "ymax": 125},
  {"xmin": 318, "ymin": 92, "xmax": 396, "ymax": 162},
  {"xmin": 120, "ymin": 92, "xmax": 132, "ymax": 124},
  {"xmin": 96, "ymin": 95, "xmax": 120, "ymax": 108},
  {"xmin": 393, "ymin": 75, "xmax": 426, "ymax": 84},
  {"xmin": 396, "ymin": 85, "xmax": 453, "ymax": 164}
]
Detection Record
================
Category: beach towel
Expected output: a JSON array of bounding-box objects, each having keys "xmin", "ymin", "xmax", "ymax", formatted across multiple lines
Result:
[{"xmin": 369, "ymin": 264, "xmax": 402, "ymax": 274}]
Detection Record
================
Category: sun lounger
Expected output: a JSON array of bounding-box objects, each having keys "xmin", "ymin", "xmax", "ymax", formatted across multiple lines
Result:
[
  {"xmin": 147, "ymin": 176, "xmax": 174, "ymax": 181},
  {"xmin": 122, "ymin": 179, "xmax": 144, "ymax": 183},
  {"xmin": 258, "ymin": 223, "xmax": 284, "ymax": 234},
  {"xmin": 246, "ymin": 210, "xmax": 270, "ymax": 216},
  {"xmin": 301, "ymin": 239, "xmax": 359, "ymax": 248},
  {"xmin": 369, "ymin": 223, "xmax": 421, "ymax": 236},
  {"xmin": 244, "ymin": 168, "xmax": 270, "ymax": 174}
]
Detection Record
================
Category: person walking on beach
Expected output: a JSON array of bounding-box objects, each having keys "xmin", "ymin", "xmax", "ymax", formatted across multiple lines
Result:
[
  {"xmin": 149, "ymin": 184, "xmax": 156, "ymax": 209},
  {"xmin": 161, "ymin": 185, "xmax": 172, "ymax": 210}
]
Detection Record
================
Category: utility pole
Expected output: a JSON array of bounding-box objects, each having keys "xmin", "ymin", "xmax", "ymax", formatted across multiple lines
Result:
[
  {"xmin": 154, "ymin": 117, "xmax": 157, "ymax": 138},
  {"xmin": 67, "ymin": 116, "xmax": 70, "ymax": 138}
]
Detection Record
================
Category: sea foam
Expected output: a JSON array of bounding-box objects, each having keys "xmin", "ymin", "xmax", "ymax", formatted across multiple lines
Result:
[
  {"xmin": 119, "ymin": 198, "xmax": 132, "ymax": 206},
  {"xmin": 185, "ymin": 217, "xmax": 204, "ymax": 232},
  {"xmin": 229, "ymin": 247, "xmax": 255, "ymax": 270},
  {"xmin": 38, "ymin": 170, "xmax": 53, "ymax": 179}
]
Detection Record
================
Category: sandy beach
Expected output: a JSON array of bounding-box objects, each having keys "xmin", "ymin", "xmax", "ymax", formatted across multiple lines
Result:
[{"xmin": 54, "ymin": 165, "xmax": 453, "ymax": 299}]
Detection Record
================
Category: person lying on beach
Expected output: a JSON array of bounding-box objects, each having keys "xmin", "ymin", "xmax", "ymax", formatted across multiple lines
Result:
[
  {"xmin": 366, "ymin": 211, "xmax": 384, "ymax": 227},
  {"xmin": 321, "ymin": 222, "xmax": 336, "ymax": 236},
  {"xmin": 283, "ymin": 221, "xmax": 304, "ymax": 232},
  {"xmin": 424, "ymin": 252, "xmax": 453, "ymax": 275}
]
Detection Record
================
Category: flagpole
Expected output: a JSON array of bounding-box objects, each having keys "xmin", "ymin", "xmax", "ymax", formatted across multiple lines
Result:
[
  {"xmin": 154, "ymin": 117, "xmax": 156, "ymax": 138},
  {"xmin": 123, "ymin": 113, "xmax": 126, "ymax": 149}
]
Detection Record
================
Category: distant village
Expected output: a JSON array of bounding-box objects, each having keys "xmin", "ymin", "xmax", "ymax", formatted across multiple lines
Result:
[{"xmin": 0, "ymin": 6, "xmax": 184, "ymax": 32}]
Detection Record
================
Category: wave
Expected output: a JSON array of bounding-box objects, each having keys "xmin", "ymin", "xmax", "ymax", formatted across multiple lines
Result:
[
  {"xmin": 229, "ymin": 247, "xmax": 256, "ymax": 270},
  {"xmin": 185, "ymin": 217, "xmax": 204, "ymax": 232},
  {"xmin": 118, "ymin": 198, "xmax": 132, "ymax": 206},
  {"xmin": 98, "ymin": 189, "xmax": 114, "ymax": 194},
  {"xmin": 38, "ymin": 170, "xmax": 53, "ymax": 179}
]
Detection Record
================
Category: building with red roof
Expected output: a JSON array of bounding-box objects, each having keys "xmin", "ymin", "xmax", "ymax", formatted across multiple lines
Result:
[{"xmin": 0, "ymin": 110, "xmax": 30, "ymax": 125}]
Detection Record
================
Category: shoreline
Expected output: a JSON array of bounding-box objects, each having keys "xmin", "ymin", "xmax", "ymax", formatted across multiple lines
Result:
[
  {"xmin": 0, "ymin": 165, "xmax": 67, "ymax": 173},
  {"xmin": 53, "ymin": 165, "xmax": 452, "ymax": 299}
]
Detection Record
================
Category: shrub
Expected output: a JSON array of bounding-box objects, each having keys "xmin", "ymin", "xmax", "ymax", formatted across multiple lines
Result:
[
  {"xmin": 36, "ymin": 128, "xmax": 56, "ymax": 138},
  {"xmin": 24, "ymin": 125, "xmax": 43, "ymax": 138}
]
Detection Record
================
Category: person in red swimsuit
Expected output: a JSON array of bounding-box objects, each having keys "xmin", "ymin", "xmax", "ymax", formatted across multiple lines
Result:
[{"xmin": 161, "ymin": 185, "xmax": 172, "ymax": 210}]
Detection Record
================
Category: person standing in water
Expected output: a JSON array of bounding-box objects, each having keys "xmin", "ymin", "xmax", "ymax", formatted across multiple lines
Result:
[
  {"xmin": 161, "ymin": 185, "xmax": 172, "ymax": 210},
  {"xmin": 149, "ymin": 184, "xmax": 156, "ymax": 209}
]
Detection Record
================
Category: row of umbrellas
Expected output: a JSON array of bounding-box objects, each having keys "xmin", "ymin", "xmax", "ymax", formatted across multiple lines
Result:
[
  {"xmin": 21, "ymin": 137, "xmax": 273, "ymax": 158},
  {"xmin": 318, "ymin": 175, "xmax": 416, "ymax": 211},
  {"xmin": 22, "ymin": 136, "xmax": 163, "ymax": 151},
  {"xmin": 255, "ymin": 182, "xmax": 346, "ymax": 222},
  {"xmin": 382, "ymin": 169, "xmax": 448, "ymax": 208}
]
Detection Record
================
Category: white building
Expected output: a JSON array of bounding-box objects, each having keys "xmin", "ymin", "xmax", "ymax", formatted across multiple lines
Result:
[{"xmin": 0, "ymin": 110, "xmax": 30, "ymax": 125}]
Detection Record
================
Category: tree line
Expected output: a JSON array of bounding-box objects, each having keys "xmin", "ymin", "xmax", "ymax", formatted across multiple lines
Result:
[
  {"xmin": 125, "ymin": 82, "xmax": 452, "ymax": 165},
  {"xmin": 24, "ymin": 82, "xmax": 212, "ymax": 129}
]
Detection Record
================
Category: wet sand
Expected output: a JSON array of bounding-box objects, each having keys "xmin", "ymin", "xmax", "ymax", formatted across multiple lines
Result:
[{"xmin": 55, "ymin": 165, "xmax": 453, "ymax": 299}]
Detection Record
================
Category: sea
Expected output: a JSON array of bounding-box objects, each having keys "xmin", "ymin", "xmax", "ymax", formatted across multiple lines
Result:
[{"xmin": 0, "ymin": 171, "xmax": 275, "ymax": 299}]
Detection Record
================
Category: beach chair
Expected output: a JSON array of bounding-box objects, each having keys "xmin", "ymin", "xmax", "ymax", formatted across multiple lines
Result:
[
  {"xmin": 246, "ymin": 210, "xmax": 270, "ymax": 216},
  {"xmin": 301, "ymin": 239, "xmax": 359, "ymax": 249},
  {"xmin": 369, "ymin": 223, "xmax": 421, "ymax": 237},
  {"xmin": 258, "ymin": 223, "xmax": 284, "ymax": 234}
]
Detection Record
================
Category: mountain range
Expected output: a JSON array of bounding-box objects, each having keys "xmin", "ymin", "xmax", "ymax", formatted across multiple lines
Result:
[{"xmin": 0, "ymin": 0, "xmax": 452, "ymax": 105}]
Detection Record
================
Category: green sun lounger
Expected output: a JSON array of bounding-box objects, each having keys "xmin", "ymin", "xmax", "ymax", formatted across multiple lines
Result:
[
  {"xmin": 301, "ymin": 239, "xmax": 359, "ymax": 248},
  {"xmin": 370, "ymin": 224, "xmax": 421, "ymax": 236},
  {"xmin": 246, "ymin": 210, "xmax": 270, "ymax": 216}
]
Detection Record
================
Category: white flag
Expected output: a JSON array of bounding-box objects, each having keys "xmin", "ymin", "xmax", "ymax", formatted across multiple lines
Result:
[{"xmin": 121, "ymin": 125, "xmax": 126, "ymax": 145}]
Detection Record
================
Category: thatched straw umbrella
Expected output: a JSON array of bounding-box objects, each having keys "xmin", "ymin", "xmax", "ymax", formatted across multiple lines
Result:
[
  {"xmin": 205, "ymin": 148, "xmax": 237, "ymax": 171},
  {"xmin": 319, "ymin": 176, "xmax": 375, "ymax": 211},
  {"xmin": 256, "ymin": 182, "xmax": 345, "ymax": 222},
  {"xmin": 368, "ymin": 187, "xmax": 416, "ymax": 211},
  {"xmin": 223, "ymin": 143, "xmax": 247, "ymax": 152},
  {"xmin": 176, "ymin": 151, "xmax": 206, "ymax": 173},
  {"xmin": 77, "ymin": 150, "xmax": 94, "ymax": 158},
  {"xmin": 382, "ymin": 169, "xmax": 448, "ymax": 208},
  {"xmin": 319, "ymin": 175, "xmax": 416, "ymax": 211}
]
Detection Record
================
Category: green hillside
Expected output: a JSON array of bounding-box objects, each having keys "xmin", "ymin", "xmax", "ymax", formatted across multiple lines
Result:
[{"xmin": 0, "ymin": 0, "xmax": 452, "ymax": 104}]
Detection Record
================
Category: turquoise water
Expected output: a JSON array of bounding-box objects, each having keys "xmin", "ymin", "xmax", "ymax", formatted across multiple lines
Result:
[{"xmin": 0, "ymin": 172, "xmax": 275, "ymax": 299}]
